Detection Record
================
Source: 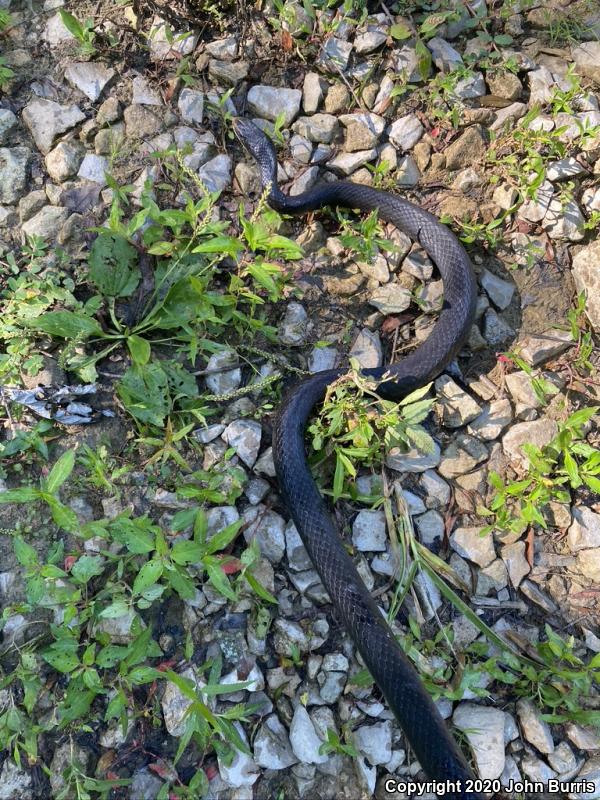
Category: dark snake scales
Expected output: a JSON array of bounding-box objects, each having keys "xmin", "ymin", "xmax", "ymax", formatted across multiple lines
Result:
[{"xmin": 234, "ymin": 118, "xmax": 483, "ymax": 800}]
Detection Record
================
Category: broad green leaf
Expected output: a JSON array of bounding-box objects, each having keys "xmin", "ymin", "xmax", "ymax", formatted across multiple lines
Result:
[
  {"xmin": 71, "ymin": 554, "xmax": 105, "ymax": 584},
  {"xmin": 88, "ymin": 233, "xmax": 140, "ymax": 298},
  {"xmin": 171, "ymin": 539, "xmax": 204, "ymax": 565},
  {"xmin": 13, "ymin": 536, "xmax": 39, "ymax": 568},
  {"xmin": 128, "ymin": 666, "xmax": 161, "ymax": 684},
  {"xmin": 58, "ymin": 9, "xmax": 84, "ymax": 38},
  {"xmin": 204, "ymin": 557, "xmax": 237, "ymax": 601},
  {"xmin": 28, "ymin": 311, "xmax": 103, "ymax": 340},
  {"xmin": 0, "ymin": 488, "xmax": 41, "ymax": 504},
  {"xmin": 45, "ymin": 450, "xmax": 75, "ymax": 493},
  {"xmin": 390, "ymin": 22, "xmax": 412, "ymax": 40},
  {"xmin": 117, "ymin": 364, "xmax": 170, "ymax": 427},
  {"xmin": 44, "ymin": 496, "xmax": 79, "ymax": 532},
  {"xmin": 99, "ymin": 599, "xmax": 130, "ymax": 619},
  {"xmin": 132, "ymin": 558, "xmax": 163, "ymax": 595},
  {"xmin": 127, "ymin": 335, "xmax": 151, "ymax": 366},
  {"xmin": 203, "ymin": 520, "xmax": 243, "ymax": 555}
]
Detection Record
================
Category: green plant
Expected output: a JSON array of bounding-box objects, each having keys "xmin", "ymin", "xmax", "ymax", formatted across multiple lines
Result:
[
  {"xmin": 308, "ymin": 368, "xmax": 435, "ymax": 502},
  {"xmin": 566, "ymin": 293, "xmax": 595, "ymax": 374},
  {"xmin": 478, "ymin": 406, "xmax": 600, "ymax": 534},
  {"xmin": 59, "ymin": 9, "xmax": 97, "ymax": 56},
  {"xmin": 334, "ymin": 209, "xmax": 397, "ymax": 263},
  {"xmin": 319, "ymin": 726, "xmax": 358, "ymax": 758}
]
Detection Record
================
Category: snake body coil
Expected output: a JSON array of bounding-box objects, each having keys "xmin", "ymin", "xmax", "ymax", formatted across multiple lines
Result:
[{"xmin": 234, "ymin": 118, "xmax": 483, "ymax": 800}]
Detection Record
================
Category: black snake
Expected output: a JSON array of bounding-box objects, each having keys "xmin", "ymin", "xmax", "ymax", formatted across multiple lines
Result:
[{"xmin": 234, "ymin": 118, "xmax": 483, "ymax": 800}]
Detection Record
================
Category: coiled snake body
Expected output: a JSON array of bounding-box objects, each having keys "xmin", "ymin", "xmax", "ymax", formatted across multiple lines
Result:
[{"xmin": 234, "ymin": 118, "xmax": 483, "ymax": 800}]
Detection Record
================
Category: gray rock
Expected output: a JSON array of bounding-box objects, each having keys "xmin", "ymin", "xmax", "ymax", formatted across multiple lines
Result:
[
  {"xmin": 44, "ymin": 11, "xmax": 76, "ymax": 47},
  {"xmin": 570, "ymin": 756, "xmax": 600, "ymax": 799},
  {"xmin": 95, "ymin": 607, "xmax": 141, "ymax": 644},
  {"xmin": 403, "ymin": 250, "xmax": 433, "ymax": 281},
  {"xmin": 368, "ymin": 283, "xmax": 411, "ymax": 314},
  {"xmin": 289, "ymin": 165, "xmax": 320, "ymax": 196},
  {"xmin": 566, "ymin": 723, "xmax": 600, "ymax": 751},
  {"xmin": 244, "ymin": 476, "xmax": 270, "ymax": 505},
  {"xmin": 453, "ymin": 703, "xmax": 506, "ymax": 779},
  {"xmin": 0, "ymin": 108, "xmax": 17, "ymax": 145},
  {"xmin": 492, "ymin": 183, "xmax": 519, "ymax": 210},
  {"xmin": 420, "ymin": 469, "xmax": 450, "ymax": 508},
  {"xmin": 352, "ymin": 509, "xmax": 387, "ymax": 552},
  {"xmin": 178, "ymin": 88, "xmax": 204, "ymax": 124},
  {"xmin": 77, "ymin": 153, "xmax": 108, "ymax": 185},
  {"xmin": 517, "ymin": 328, "xmax": 573, "ymax": 366},
  {"xmin": 394, "ymin": 45, "xmax": 428, "ymax": 83},
  {"xmin": 148, "ymin": 16, "xmax": 198, "ymax": 61},
  {"xmin": 45, "ymin": 141, "xmax": 84, "ymax": 182},
  {"xmin": 328, "ymin": 147, "xmax": 377, "ymax": 175},
  {"xmin": 248, "ymin": 85, "xmax": 302, "ymax": 126},
  {"xmin": 0, "ymin": 147, "xmax": 29, "ymax": 203},
  {"xmin": 453, "ymin": 72, "xmax": 486, "ymax": 99},
  {"xmin": 415, "ymin": 510, "xmax": 444, "ymax": 545},
  {"xmin": 50, "ymin": 742, "xmax": 93, "ymax": 798},
  {"xmin": 292, "ymin": 114, "xmax": 340, "ymax": 144},
  {"xmin": 547, "ymin": 156, "xmax": 587, "ymax": 182},
  {"xmin": 222, "ymin": 420, "xmax": 261, "ymax": 467},
  {"xmin": 572, "ymin": 40, "xmax": 600, "ymax": 84},
  {"xmin": 438, "ymin": 434, "xmax": 488, "ymax": 479},
  {"xmin": 548, "ymin": 741, "xmax": 579, "ymax": 776},
  {"xmin": 480, "ymin": 269, "xmax": 514, "ymax": 310},
  {"xmin": 254, "ymin": 714, "xmax": 298, "ymax": 769},
  {"xmin": 502, "ymin": 418, "xmax": 558, "ymax": 467},
  {"xmin": 468, "ymin": 398, "xmax": 513, "ymax": 441},
  {"xmin": 243, "ymin": 506, "xmax": 285, "ymax": 563},
  {"xmin": 303, "ymin": 72, "xmax": 324, "ymax": 114},
  {"xmin": 451, "ymin": 526, "xmax": 495, "ymax": 567},
  {"xmin": 388, "ymin": 114, "xmax": 424, "ymax": 151},
  {"xmin": 435, "ymin": 375, "xmax": 482, "ymax": 427},
  {"xmin": 452, "ymin": 167, "xmax": 482, "ymax": 192},
  {"xmin": 21, "ymin": 205, "xmax": 69, "ymax": 241},
  {"xmin": 568, "ymin": 507, "xmax": 600, "ymax": 552},
  {"xmin": 286, "ymin": 521, "xmax": 312, "ymax": 571},
  {"xmin": 289, "ymin": 705, "xmax": 328, "ymax": 764},
  {"xmin": 317, "ymin": 669, "xmax": 346, "ymax": 702},
  {"xmin": 308, "ymin": 345, "xmax": 338, "ymax": 372},
  {"xmin": 519, "ymin": 179, "xmax": 554, "ymax": 223},
  {"xmin": 22, "ymin": 99, "xmax": 85, "ymax": 154},
  {"xmin": 132, "ymin": 75, "xmax": 162, "ymax": 106},
  {"xmin": 123, "ymin": 104, "xmax": 164, "ymax": 140},
  {"xmin": 544, "ymin": 197, "xmax": 585, "ymax": 241},
  {"xmin": 501, "ymin": 541, "xmax": 530, "ymax": 587},
  {"xmin": 19, "ymin": 190, "xmax": 49, "ymax": 223},
  {"xmin": 130, "ymin": 769, "xmax": 163, "ymax": 800},
  {"xmin": 279, "ymin": 301, "xmax": 309, "ymax": 345},
  {"xmin": 353, "ymin": 721, "xmax": 393, "ymax": 766},
  {"xmin": 198, "ymin": 154, "xmax": 231, "ymax": 193},
  {"xmin": 490, "ymin": 101, "xmax": 528, "ymax": 131},
  {"xmin": 64, "ymin": 61, "xmax": 114, "ymax": 102},
  {"xmin": 521, "ymin": 754, "xmax": 557, "ymax": 784},
  {"xmin": 205, "ymin": 349, "xmax": 241, "ymax": 394},
  {"xmin": 444, "ymin": 125, "xmax": 487, "ymax": 170},
  {"xmin": 207, "ymin": 506, "xmax": 239, "ymax": 538},
  {"xmin": 205, "ymin": 36, "xmax": 238, "ymax": 59},
  {"xmin": 572, "ymin": 240, "xmax": 600, "ymax": 330},
  {"xmin": 219, "ymin": 722, "xmax": 259, "ymax": 787},
  {"xmin": 428, "ymin": 37, "xmax": 463, "ymax": 71},
  {"xmin": 290, "ymin": 134, "xmax": 313, "ymax": 164},
  {"xmin": 528, "ymin": 66, "xmax": 555, "ymax": 105},
  {"xmin": 354, "ymin": 28, "xmax": 387, "ymax": 54},
  {"xmin": 387, "ymin": 441, "xmax": 441, "ymax": 473},
  {"xmin": 0, "ymin": 760, "xmax": 32, "ymax": 800},
  {"xmin": 162, "ymin": 667, "xmax": 205, "ymax": 736},
  {"xmin": 486, "ymin": 70, "xmax": 522, "ymax": 100},
  {"xmin": 208, "ymin": 59, "xmax": 249, "ymax": 86},
  {"xmin": 340, "ymin": 112, "xmax": 385, "ymax": 151},
  {"xmin": 482, "ymin": 308, "xmax": 514, "ymax": 345},
  {"xmin": 396, "ymin": 155, "xmax": 421, "ymax": 187},
  {"xmin": 319, "ymin": 37, "xmax": 353, "ymax": 70}
]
